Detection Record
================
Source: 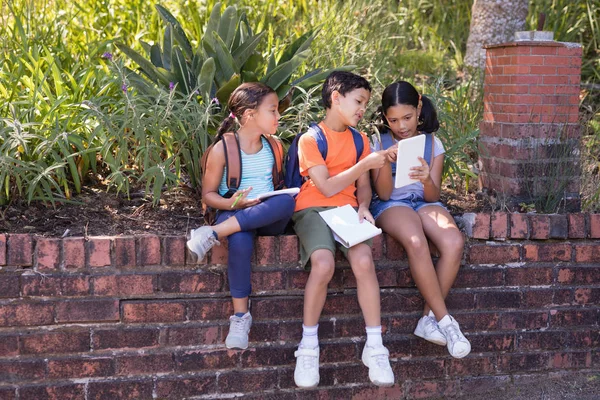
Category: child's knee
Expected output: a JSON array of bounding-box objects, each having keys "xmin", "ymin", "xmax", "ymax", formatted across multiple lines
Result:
[
  {"xmin": 351, "ymin": 254, "xmax": 375, "ymax": 278},
  {"xmin": 440, "ymin": 232, "xmax": 465, "ymax": 256},
  {"xmin": 309, "ymin": 257, "xmax": 335, "ymax": 283}
]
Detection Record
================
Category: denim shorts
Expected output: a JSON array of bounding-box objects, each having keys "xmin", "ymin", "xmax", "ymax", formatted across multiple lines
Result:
[{"xmin": 370, "ymin": 193, "xmax": 446, "ymax": 221}]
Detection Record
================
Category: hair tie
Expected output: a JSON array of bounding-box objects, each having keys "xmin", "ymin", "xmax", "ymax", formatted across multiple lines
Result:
[{"xmin": 229, "ymin": 112, "xmax": 236, "ymax": 119}]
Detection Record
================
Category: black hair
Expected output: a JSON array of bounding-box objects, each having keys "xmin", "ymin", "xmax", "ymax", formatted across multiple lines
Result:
[
  {"xmin": 216, "ymin": 82, "xmax": 276, "ymax": 138},
  {"xmin": 321, "ymin": 71, "xmax": 372, "ymax": 109},
  {"xmin": 379, "ymin": 81, "xmax": 439, "ymax": 133}
]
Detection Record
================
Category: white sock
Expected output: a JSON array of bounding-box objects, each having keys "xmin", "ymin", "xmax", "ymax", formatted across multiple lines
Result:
[
  {"xmin": 365, "ymin": 325, "xmax": 383, "ymax": 347},
  {"xmin": 300, "ymin": 324, "xmax": 319, "ymax": 349}
]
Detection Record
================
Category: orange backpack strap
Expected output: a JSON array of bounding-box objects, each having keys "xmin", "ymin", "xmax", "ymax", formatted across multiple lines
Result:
[
  {"xmin": 221, "ymin": 132, "xmax": 242, "ymax": 197},
  {"xmin": 265, "ymin": 135, "xmax": 284, "ymax": 189}
]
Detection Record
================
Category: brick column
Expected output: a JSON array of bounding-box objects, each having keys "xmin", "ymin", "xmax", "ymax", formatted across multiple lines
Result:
[{"xmin": 479, "ymin": 40, "xmax": 582, "ymax": 209}]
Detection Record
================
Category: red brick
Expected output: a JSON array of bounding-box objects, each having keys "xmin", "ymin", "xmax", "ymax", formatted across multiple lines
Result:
[
  {"xmin": 255, "ymin": 236, "xmax": 277, "ymax": 265},
  {"xmin": 253, "ymin": 297, "xmax": 305, "ymax": 319},
  {"xmin": 251, "ymin": 270, "xmax": 285, "ymax": 292},
  {"xmin": 93, "ymin": 274, "xmax": 154, "ymax": 296},
  {"xmin": 155, "ymin": 376, "xmax": 216, "ymax": 399},
  {"xmin": 63, "ymin": 238, "xmax": 85, "ymax": 269},
  {"xmin": 395, "ymin": 359, "xmax": 444, "ymax": 380},
  {"xmin": 187, "ymin": 299, "xmax": 232, "ymax": 321},
  {"xmin": 19, "ymin": 384, "xmax": 86, "ymax": 400},
  {"xmin": 518, "ymin": 330, "xmax": 567, "ymax": 350},
  {"xmin": 549, "ymin": 214, "xmax": 568, "ymax": 239},
  {"xmin": 352, "ymin": 386, "xmax": 404, "ymax": 400},
  {"xmin": 468, "ymin": 244, "xmax": 521, "ymax": 264},
  {"xmin": 385, "ymin": 234, "xmax": 406, "ymax": 260},
  {"xmin": 21, "ymin": 330, "xmax": 90, "ymax": 354},
  {"xmin": 164, "ymin": 325, "xmax": 220, "ymax": 346},
  {"xmin": 396, "ymin": 268, "xmax": 415, "ymax": 287},
  {"xmin": 445, "ymin": 291, "xmax": 476, "ymax": 311},
  {"xmin": 529, "ymin": 215, "xmax": 550, "ymax": 239},
  {"xmin": 0, "ymin": 387, "xmax": 15, "ymax": 400},
  {"xmin": 590, "ymin": 214, "xmax": 600, "ymax": 238},
  {"xmin": 473, "ymin": 213, "xmax": 491, "ymax": 239},
  {"xmin": 0, "ymin": 302, "xmax": 54, "ymax": 327},
  {"xmin": 574, "ymin": 244, "xmax": 600, "ymax": 263},
  {"xmin": 286, "ymin": 269, "xmax": 308, "ymax": 290},
  {"xmin": 557, "ymin": 267, "xmax": 600, "ymax": 284},
  {"xmin": 88, "ymin": 381, "xmax": 153, "ymax": 400},
  {"xmin": 459, "ymin": 376, "xmax": 511, "ymax": 396},
  {"xmin": 510, "ymin": 213, "xmax": 529, "ymax": 238},
  {"xmin": 469, "ymin": 333, "xmax": 515, "ymax": 352},
  {"xmin": 0, "ymin": 234, "xmax": 6, "ymax": 265},
  {"xmin": 61, "ymin": 275, "xmax": 90, "ymax": 296},
  {"xmin": 35, "ymin": 238, "xmax": 61, "ymax": 270},
  {"xmin": 88, "ymin": 237, "xmax": 112, "ymax": 267},
  {"xmin": 114, "ymin": 237, "xmax": 136, "ymax": 267},
  {"xmin": 323, "ymin": 294, "xmax": 361, "ymax": 316},
  {"xmin": 122, "ymin": 301, "xmax": 186, "ymax": 323},
  {"xmin": 47, "ymin": 358, "xmax": 113, "ymax": 378},
  {"xmin": 550, "ymin": 309, "xmax": 598, "ymax": 327},
  {"xmin": 7, "ymin": 234, "xmax": 33, "ymax": 266},
  {"xmin": 477, "ymin": 290, "xmax": 521, "ymax": 309},
  {"xmin": 500, "ymin": 311, "xmax": 549, "ymax": 330},
  {"xmin": 446, "ymin": 356, "xmax": 495, "ymax": 377},
  {"xmin": 550, "ymin": 351, "xmax": 592, "ymax": 369},
  {"xmin": 21, "ymin": 275, "xmax": 62, "ymax": 297},
  {"xmin": 506, "ymin": 267, "xmax": 553, "ymax": 286},
  {"xmin": 56, "ymin": 299, "xmax": 119, "ymax": 323},
  {"xmin": 574, "ymin": 288, "xmax": 594, "ymax": 305},
  {"xmin": 568, "ymin": 213, "xmax": 586, "ymax": 238},
  {"xmin": 454, "ymin": 268, "xmax": 503, "ymax": 288},
  {"xmin": 408, "ymin": 379, "xmax": 459, "ymax": 399},
  {"xmin": 0, "ymin": 275, "xmax": 19, "ymax": 298},
  {"xmin": 491, "ymin": 212, "xmax": 508, "ymax": 239},
  {"xmin": 218, "ymin": 370, "xmax": 278, "ymax": 393},
  {"xmin": 116, "ymin": 353, "xmax": 174, "ymax": 375},
  {"xmin": 0, "ymin": 360, "xmax": 45, "ymax": 382},
  {"xmin": 93, "ymin": 327, "xmax": 159, "ymax": 350},
  {"xmin": 279, "ymin": 235, "xmax": 298, "ymax": 264},
  {"xmin": 176, "ymin": 349, "xmax": 238, "ymax": 371},
  {"xmin": 454, "ymin": 312, "xmax": 500, "ymax": 331},
  {"xmin": 0, "ymin": 335, "xmax": 18, "ymax": 357},
  {"xmin": 524, "ymin": 243, "xmax": 572, "ymax": 262},
  {"xmin": 159, "ymin": 272, "xmax": 222, "ymax": 293},
  {"xmin": 208, "ymin": 237, "xmax": 228, "ymax": 265},
  {"xmin": 138, "ymin": 235, "xmax": 161, "ymax": 265}
]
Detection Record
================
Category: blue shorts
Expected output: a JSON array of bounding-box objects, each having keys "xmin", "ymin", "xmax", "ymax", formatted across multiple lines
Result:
[{"xmin": 370, "ymin": 193, "xmax": 446, "ymax": 221}]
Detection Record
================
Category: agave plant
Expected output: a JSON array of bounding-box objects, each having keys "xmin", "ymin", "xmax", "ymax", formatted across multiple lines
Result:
[{"xmin": 116, "ymin": 2, "xmax": 353, "ymax": 110}]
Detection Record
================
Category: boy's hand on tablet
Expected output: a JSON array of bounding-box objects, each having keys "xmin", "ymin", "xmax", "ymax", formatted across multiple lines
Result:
[
  {"xmin": 409, "ymin": 157, "xmax": 431, "ymax": 183},
  {"xmin": 363, "ymin": 151, "xmax": 387, "ymax": 170},
  {"xmin": 386, "ymin": 144, "xmax": 398, "ymax": 163}
]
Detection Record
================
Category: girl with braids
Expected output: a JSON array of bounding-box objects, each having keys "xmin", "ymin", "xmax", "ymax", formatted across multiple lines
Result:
[
  {"xmin": 187, "ymin": 82, "xmax": 295, "ymax": 349},
  {"xmin": 370, "ymin": 81, "xmax": 471, "ymax": 359}
]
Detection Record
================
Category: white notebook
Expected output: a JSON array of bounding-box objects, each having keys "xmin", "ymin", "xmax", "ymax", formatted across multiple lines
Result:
[
  {"xmin": 394, "ymin": 134, "xmax": 426, "ymax": 188},
  {"xmin": 318, "ymin": 204, "xmax": 382, "ymax": 248},
  {"xmin": 256, "ymin": 187, "xmax": 300, "ymax": 201}
]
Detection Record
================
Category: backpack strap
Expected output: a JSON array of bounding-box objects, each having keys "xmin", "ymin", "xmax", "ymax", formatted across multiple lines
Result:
[
  {"xmin": 348, "ymin": 126, "xmax": 365, "ymax": 163},
  {"xmin": 264, "ymin": 134, "xmax": 285, "ymax": 190},
  {"xmin": 380, "ymin": 131, "xmax": 396, "ymax": 174},
  {"xmin": 308, "ymin": 123, "xmax": 329, "ymax": 160},
  {"xmin": 423, "ymin": 133, "xmax": 435, "ymax": 167},
  {"xmin": 221, "ymin": 132, "xmax": 242, "ymax": 198}
]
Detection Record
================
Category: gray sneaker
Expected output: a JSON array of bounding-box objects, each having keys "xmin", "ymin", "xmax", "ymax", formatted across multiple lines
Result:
[
  {"xmin": 186, "ymin": 226, "xmax": 220, "ymax": 260},
  {"xmin": 225, "ymin": 313, "xmax": 252, "ymax": 349}
]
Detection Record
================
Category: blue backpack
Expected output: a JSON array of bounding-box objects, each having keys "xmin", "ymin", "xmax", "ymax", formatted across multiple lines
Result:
[
  {"xmin": 284, "ymin": 123, "xmax": 364, "ymax": 188},
  {"xmin": 379, "ymin": 131, "xmax": 435, "ymax": 175}
]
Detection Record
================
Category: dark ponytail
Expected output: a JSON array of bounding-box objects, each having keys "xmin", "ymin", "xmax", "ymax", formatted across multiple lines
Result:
[
  {"xmin": 215, "ymin": 82, "xmax": 277, "ymax": 141},
  {"xmin": 380, "ymin": 81, "xmax": 439, "ymax": 133}
]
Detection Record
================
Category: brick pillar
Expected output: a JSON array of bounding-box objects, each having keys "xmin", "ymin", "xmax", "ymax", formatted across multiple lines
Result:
[{"xmin": 479, "ymin": 40, "xmax": 582, "ymax": 210}]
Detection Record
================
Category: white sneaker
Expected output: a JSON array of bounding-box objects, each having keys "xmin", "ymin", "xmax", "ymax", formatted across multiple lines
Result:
[
  {"xmin": 294, "ymin": 346, "xmax": 320, "ymax": 388},
  {"xmin": 186, "ymin": 226, "xmax": 220, "ymax": 260},
  {"xmin": 225, "ymin": 313, "xmax": 252, "ymax": 349},
  {"xmin": 361, "ymin": 345, "xmax": 395, "ymax": 387},
  {"xmin": 438, "ymin": 315, "xmax": 471, "ymax": 358},
  {"xmin": 414, "ymin": 315, "xmax": 447, "ymax": 346}
]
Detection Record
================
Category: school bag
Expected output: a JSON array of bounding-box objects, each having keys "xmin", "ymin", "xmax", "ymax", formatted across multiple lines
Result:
[
  {"xmin": 379, "ymin": 131, "xmax": 435, "ymax": 175},
  {"xmin": 284, "ymin": 123, "xmax": 364, "ymax": 188},
  {"xmin": 200, "ymin": 132, "xmax": 284, "ymax": 224}
]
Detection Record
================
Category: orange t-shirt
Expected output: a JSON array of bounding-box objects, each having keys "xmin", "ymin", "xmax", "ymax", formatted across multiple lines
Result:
[{"xmin": 294, "ymin": 122, "xmax": 371, "ymax": 211}]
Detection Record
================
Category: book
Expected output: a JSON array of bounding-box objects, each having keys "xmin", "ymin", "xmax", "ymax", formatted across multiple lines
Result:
[
  {"xmin": 256, "ymin": 187, "xmax": 300, "ymax": 201},
  {"xmin": 394, "ymin": 134, "xmax": 426, "ymax": 188},
  {"xmin": 318, "ymin": 204, "xmax": 382, "ymax": 248}
]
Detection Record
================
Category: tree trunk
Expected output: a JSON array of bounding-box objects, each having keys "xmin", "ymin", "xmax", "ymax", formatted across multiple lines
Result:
[{"xmin": 465, "ymin": 0, "xmax": 530, "ymax": 68}]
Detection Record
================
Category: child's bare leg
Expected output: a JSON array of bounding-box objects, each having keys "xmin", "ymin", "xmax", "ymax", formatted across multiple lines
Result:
[
  {"xmin": 303, "ymin": 249, "xmax": 336, "ymax": 326},
  {"xmin": 232, "ymin": 297, "xmax": 249, "ymax": 314},
  {"xmin": 418, "ymin": 206, "xmax": 465, "ymax": 317},
  {"xmin": 213, "ymin": 216, "xmax": 241, "ymax": 239},
  {"xmin": 376, "ymin": 207, "xmax": 448, "ymax": 320},
  {"xmin": 347, "ymin": 243, "xmax": 381, "ymax": 327}
]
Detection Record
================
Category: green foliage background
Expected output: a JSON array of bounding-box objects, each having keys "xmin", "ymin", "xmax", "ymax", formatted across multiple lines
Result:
[{"xmin": 1, "ymin": 0, "xmax": 598, "ymax": 209}]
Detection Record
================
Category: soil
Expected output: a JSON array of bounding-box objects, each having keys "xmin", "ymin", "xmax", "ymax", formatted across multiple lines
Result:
[{"xmin": 0, "ymin": 183, "xmax": 489, "ymax": 237}]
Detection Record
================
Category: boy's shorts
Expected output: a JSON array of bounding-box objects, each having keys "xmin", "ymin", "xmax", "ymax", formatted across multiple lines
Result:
[{"xmin": 292, "ymin": 206, "xmax": 373, "ymax": 270}]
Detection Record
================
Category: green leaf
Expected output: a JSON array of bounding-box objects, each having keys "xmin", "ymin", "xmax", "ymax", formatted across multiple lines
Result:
[
  {"xmin": 232, "ymin": 31, "xmax": 265, "ymax": 69},
  {"xmin": 218, "ymin": 5, "xmax": 238, "ymax": 49},
  {"xmin": 116, "ymin": 43, "xmax": 164, "ymax": 85},
  {"xmin": 278, "ymin": 30, "xmax": 317, "ymax": 65},
  {"xmin": 162, "ymin": 24, "xmax": 172, "ymax": 70},
  {"xmin": 191, "ymin": 51, "xmax": 204, "ymax": 79},
  {"xmin": 140, "ymin": 40, "xmax": 152, "ymax": 55},
  {"xmin": 295, "ymin": 65, "xmax": 356, "ymax": 89},
  {"xmin": 155, "ymin": 5, "xmax": 193, "ymax": 58},
  {"xmin": 172, "ymin": 46, "xmax": 192, "ymax": 94},
  {"xmin": 204, "ymin": 2, "xmax": 222, "ymax": 49},
  {"xmin": 212, "ymin": 31, "xmax": 237, "ymax": 81},
  {"xmin": 215, "ymin": 73, "xmax": 240, "ymax": 106},
  {"xmin": 150, "ymin": 44, "xmax": 164, "ymax": 68},
  {"xmin": 265, "ymin": 50, "xmax": 277, "ymax": 76},
  {"xmin": 263, "ymin": 49, "xmax": 311, "ymax": 90},
  {"xmin": 198, "ymin": 57, "xmax": 216, "ymax": 101}
]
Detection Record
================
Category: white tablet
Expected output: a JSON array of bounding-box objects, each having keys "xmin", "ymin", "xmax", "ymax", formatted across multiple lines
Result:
[{"xmin": 394, "ymin": 134, "xmax": 426, "ymax": 188}]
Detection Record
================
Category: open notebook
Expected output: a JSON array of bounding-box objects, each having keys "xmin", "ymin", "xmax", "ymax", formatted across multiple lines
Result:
[
  {"xmin": 256, "ymin": 187, "xmax": 300, "ymax": 201},
  {"xmin": 394, "ymin": 134, "xmax": 426, "ymax": 188},
  {"xmin": 318, "ymin": 204, "xmax": 382, "ymax": 248}
]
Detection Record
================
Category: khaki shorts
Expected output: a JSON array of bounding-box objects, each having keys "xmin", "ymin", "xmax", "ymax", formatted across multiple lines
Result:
[{"xmin": 292, "ymin": 206, "xmax": 373, "ymax": 270}]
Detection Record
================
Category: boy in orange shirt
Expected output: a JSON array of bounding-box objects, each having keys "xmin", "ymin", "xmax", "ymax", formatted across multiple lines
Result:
[{"xmin": 292, "ymin": 71, "xmax": 394, "ymax": 388}]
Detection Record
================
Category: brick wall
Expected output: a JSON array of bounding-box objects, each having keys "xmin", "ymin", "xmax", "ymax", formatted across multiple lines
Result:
[{"xmin": 0, "ymin": 212, "xmax": 599, "ymax": 399}]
